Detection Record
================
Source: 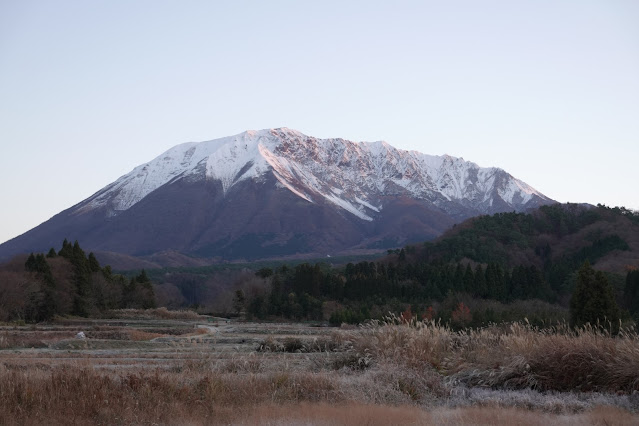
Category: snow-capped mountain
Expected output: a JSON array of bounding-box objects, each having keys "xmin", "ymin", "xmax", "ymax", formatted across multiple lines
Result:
[
  {"xmin": 77, "ymin": 128, "xmax": 548, "ymax": 220},
  {"xmin": 0, "ymin": 128, "xmax": 554, "ymax": 265}
]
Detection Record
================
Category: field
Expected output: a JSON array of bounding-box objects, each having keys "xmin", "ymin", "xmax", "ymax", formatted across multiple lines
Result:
[{"xmin": 1, "ymin": 309, "xmax": 638, "ymax": 425}]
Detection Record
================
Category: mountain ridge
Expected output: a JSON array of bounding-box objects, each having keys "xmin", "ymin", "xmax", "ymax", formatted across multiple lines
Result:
[
  {"xmin": 76, "ymin": 128, "xmax": 549, "ymax": 220},
  {"xmin": 0, "ymin": 128, "xmax": 554, "ymax": 264}
]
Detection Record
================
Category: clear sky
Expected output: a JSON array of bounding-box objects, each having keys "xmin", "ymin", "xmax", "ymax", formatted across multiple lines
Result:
[{"xmin": 1, "ymin": 0, "xmax": 638, "ymax": 245}]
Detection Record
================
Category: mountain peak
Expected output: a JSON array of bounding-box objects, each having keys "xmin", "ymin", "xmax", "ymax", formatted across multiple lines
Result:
[
  {"xmin": 0, "ymin": 129, "xmax": 555, "ymax": 263},
  {"xmin": 75, "ymin": 129, "xmax": 552, "ymax": 219}
]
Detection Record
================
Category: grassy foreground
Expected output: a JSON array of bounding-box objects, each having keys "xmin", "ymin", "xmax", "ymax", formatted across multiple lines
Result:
[{"xmin": 0, "ymin": 313, "xmax": 638, "ymax": 425}]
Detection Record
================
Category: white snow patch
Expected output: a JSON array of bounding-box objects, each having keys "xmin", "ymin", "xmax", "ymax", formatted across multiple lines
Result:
[
  {"xmin": 325, "ymin": 194, "xmax": 373, "ymax": 221},
  {"xmin": 355, "ymin": 197, "xmax": 380, "ymax": 212},
  {"xmin": 273, "ymin": 175, "xmax": 313, "ymax": 203}
]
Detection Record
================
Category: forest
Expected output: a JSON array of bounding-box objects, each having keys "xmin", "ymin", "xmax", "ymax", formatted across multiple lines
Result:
[
  {"xmin": 0, "ymin": 239, "xmax": 155, "ymax": 322},
  {"xmin": 238, "ymin": 204, "xmax": 639, "ymax": 328},
  {"xmin": 2, "ymin": 204, "xmax": 639, "ymax": 328}
]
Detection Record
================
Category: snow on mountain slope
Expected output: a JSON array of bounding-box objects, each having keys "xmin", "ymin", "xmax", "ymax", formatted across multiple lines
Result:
[{"xmin": 75, "ymin": 128, "xmax": 551, "ymax": 219}]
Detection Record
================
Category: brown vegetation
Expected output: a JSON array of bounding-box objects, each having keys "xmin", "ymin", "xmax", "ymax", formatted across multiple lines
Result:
[
  {"xmin": 108, "ymin": 307, "xmax": 203, "ymax": 320},
  {"xmin": 0, "ymin": 317, "xmax": 638, "ymax": 425},
  {"xmin": 353, "ymin": 315, "xmax": 639, "ymax": 393}
]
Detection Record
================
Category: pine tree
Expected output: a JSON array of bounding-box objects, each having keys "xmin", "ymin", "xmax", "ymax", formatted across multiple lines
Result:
[
  {"xmin": 570, "ymin": 262, "xmax": 620, "ymax": 331},
  {"xmin": 398, "ymin": 248, "xmax": 406, "ymax": 262},
  {"xmin": 25, "ymin": 253, "xmax": 37, "ymax": 271},
  {"xmin": 453, "ymin": 263, "xmax": 464, "ymax": 292},
  {"xmin": 69, "ymin": 240, "xmax": 91, "ymax": 316},
  {"xmin": 88, "ymin": 252, "xmax": 101, "ymax": 273},
  {"xmin": 493, "ymin": 264, "xmax": 507, "ymax": 301},
  {"xmin": 485, "ymin": 264, "xmax": 500, "ymax": 299},
  {"xmin": 58, "ymin": 238, "xmax": 73, "ymax": 258},
  {"xmin": 463, "ymin": 264, "xmax": 474, "ymax": 294},
  {"xmin": 624, "ymin": 270, "xmax": 639, "ymax": 322},
  {"xmin": 474, "ymin": 265, "xmax": 487, "ymax": 298},
  {"xmin": 510, "ymin": 265, "xmax": 525, "ymax": 299}
]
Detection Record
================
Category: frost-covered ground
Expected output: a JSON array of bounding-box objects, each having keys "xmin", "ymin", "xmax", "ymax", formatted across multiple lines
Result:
[{"xmin": 0, "ymin": 315, "xmax": 637, "ymax": 425}]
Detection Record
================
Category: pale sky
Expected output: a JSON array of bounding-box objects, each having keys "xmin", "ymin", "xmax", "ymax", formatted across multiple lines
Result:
[{"xmin": 1, "ymin": 0, "xmax": 638, "ymax": 245}]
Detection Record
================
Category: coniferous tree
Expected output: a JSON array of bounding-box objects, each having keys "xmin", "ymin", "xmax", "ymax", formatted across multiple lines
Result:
[
  {"xmin": 463, "ymin": 264, "xmax": 474, "ymax": 294},
  {"xmin": 70, "ymin": 241, "xmax": 91, "ymax": 316},
  {"xmin": 474, "ymin": 265, "xmax": 486, "ymax": 298},
  {"xmin": 58, "ymin": 238, "xmax": 73, "ymax": 258},
  {"xmin": 25, "ymin": 253, "xmax": 36, "ymax": 271},
  {"xmin": 453, "ymin": 263, "xmax": 464, "ymax": 292},
  {"xmin": 493, "ymin": 264, "xmax": 507, "ymax": 301},
  {"xmin": 485, "ymin": 264, "xmax": 498, "ymax": 299},
  {"xmin": 88, "ymin": 252, "xmax": 101, "ymax": 273},
  {"xmin": 624, "ymin": 270, "xmax": 639, "ymax": 322},
  {"xmin": 570, "ymin": 262, "xmax": 620, "ymax": 331},
  {"xmin": 9, "ymin": 239, "xmax": 158, "ymax": 322},
  {"xmin": 510, "ymin": 265, "xmax": 525, "ymax": 299},
  {"xmin": 24, "ymin": 252, "xmax": 56, "ymax": 321},
  {"xmin": 398, "ymin": 248, "xmax": 406, "ymax": 262}
]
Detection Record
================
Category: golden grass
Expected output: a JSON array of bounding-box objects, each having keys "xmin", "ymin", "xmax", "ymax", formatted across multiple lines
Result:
[
  {"xmin": 0, "ymin": 372, "xmax": 635, "ymax": 426},
  {"xmin": 1, "ymin": 318, "xmax": 638, "ymax": 424},
  {"xmin": 0, "ymin": 366, "xmax": 343, "ymax": 425},
  {"xmin": 348, "ymin": 316, "xmax": 639, "ymax": 393}
]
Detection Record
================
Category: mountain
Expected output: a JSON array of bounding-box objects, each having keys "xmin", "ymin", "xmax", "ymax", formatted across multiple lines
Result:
[{"xmin": 0, "ymin": 128, "xmax": 554, "ymax": 265}]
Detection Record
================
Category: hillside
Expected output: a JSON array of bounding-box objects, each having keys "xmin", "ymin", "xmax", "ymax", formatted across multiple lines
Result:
[
  {"xmin": 409, "ymin": 204, "xmax": 639, "ymax": 275},
  {"xmin": 232, "ymin": 204, "xmax": 639, "ymax": 326}
]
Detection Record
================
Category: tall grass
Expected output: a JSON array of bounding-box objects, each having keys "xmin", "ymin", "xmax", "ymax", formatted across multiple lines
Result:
[
  {"xmin": 348, "ymin": 315, "xmax": 639, "ymax": 393},
  {"xmin": 1, "ymin": 318, "xmax": 638, "ymax": 424}
]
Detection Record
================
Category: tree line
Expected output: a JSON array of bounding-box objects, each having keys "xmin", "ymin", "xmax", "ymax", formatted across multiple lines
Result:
[
  {"xmin": 1, "ymin": 239, "xmax": 155, "ymax": 322},
  {"xmin": 240, "ymin": 204, "xmax": 639, "ymax": 329},
  {"xmin": 241, "ymin": 259, "xmax": 636, "ymax": 330}
]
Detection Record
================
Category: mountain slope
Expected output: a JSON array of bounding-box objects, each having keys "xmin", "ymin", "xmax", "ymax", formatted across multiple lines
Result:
[{"xmin": 0, "ymin": 128, "xmax": 554, "ymax": 264}]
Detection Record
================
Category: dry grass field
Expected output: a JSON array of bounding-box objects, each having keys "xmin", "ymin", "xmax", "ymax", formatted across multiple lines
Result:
[{"xmin": 1, "ymin": 310, "xmax": 638, "ymax": 425}]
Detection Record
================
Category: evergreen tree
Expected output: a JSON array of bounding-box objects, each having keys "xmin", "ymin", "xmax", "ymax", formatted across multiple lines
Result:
[
  {"xmin": 24, "ymin": 252, "xmax": 56, "ymax": 321},
  {"xmin": 509, "ymin": 265, "xmax": 525, "ymax": 299},
  {"xmin": 69, "ymin": 240, "xmax": 91, "ymax": 316},
  {"xmin": 398, "ymin": 248, "xmax": 406, "ymax": 262},
  {"xmin": 121, "ymin": 270, "xmax": 156, "ymax": 309},
  {"xmin": 478, "ymin": 263, "xmax": 504, "ymax": 300},
  {"xmin": 88, "ymin": 252, "xmax": 101, "ymax": 273},
  {"xmin": 624, "ymin": 270, "xmax": 639, "ymax": 322},
  {"xmin": 463, "ymin": 264, "xmax": 474, "ymax": 294},
  {"xmin": 493, "ymin": 264, "xmax": 507, "ymax": 301},
  {"xmin": 453, "ymin": 263, "xmax": 464, "ymax": 292},
  {"xmin": 58, "ymin": 238, "xmax": 73, "ymax": 258},
  {"xmin": 25, "ymin": 253, "xmax": 37, "ymax": 271},
  {"xmin": 474, "ymin": 265, "xmax": 486, "ymax": 298},
  {"xmin": 570, "ymin": 262, "xmax": 620, "ymax": 331}
]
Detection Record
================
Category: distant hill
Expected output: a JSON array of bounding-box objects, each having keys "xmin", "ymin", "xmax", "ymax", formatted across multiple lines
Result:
[
  {"xmin": 395, "ymin": 204, "xmax": 639, "ymax": 290},
  {"xmin": 235, "ymin": 204, "xmax": 639, "ymax": 325}
]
